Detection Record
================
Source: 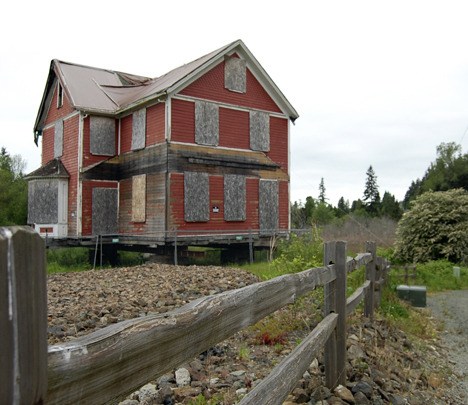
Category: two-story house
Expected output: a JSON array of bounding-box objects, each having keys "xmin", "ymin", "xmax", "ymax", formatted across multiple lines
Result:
[{"xmin": 27, "ymin": 40, "xmax": 298, "ymax": 260}]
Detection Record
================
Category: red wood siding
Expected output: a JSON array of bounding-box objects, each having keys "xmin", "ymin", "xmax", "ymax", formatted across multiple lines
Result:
[
  {"xmin": 44, "ymin": 82, "xmax": 75, "ymax": 126},
  {"xmin": 41, "ymin": 127, "xmax": 54, "ymax": 165},
  {"xmin": 278, "ymin": 180, "xmax": 289, "ymax": 230},
  {"xmin": 169, "ymin": 173, "xmax": 259, "ymax": 232},
  {"xmin": 180, "ymin": 62, "xmax": 282, "ymax": 114},
  {"xmin": 219, "ymin": 107, "xmax": 249, "ymax": 149},
  {"xmin": 118, "ymin": 173, "xmax": 165, "ymax": 235},
  {"xmin": 81, "ymin": 180, "xmax": 118, "ymax": 236},
  {"xmin": 82, "ymin": 116, "xmax": 118, "ymax": 168},
  {"xmin": 120, "ymin": 115, "xmax": 133, "ymax": 154},
  {"xmin": 147, "ymin": 103, "xmax": 165, "ymax": 145},
  {"xmin": 62, "ymin": 115, "xmax": 79, "ymax": 236},
  {"xmin": 171, "ymin": 99, "xmax": 195, "ymax": 143},
  {"xmin": 268, "ymin": 116, "xmax": 289, "ymax": 174}
]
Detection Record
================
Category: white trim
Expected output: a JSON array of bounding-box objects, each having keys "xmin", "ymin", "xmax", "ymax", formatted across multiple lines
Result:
[
  {"xmin": 42, "ymin": 110, "xmax": 80, "ymax": 131},
  {"xmin": 77, "ymin": 113, "xmax": 84, "ymax": 237},
  {"xmin": 169, "ymin": 140, "xmax": 273, "ymax": 155},
  {"xmin": 166, "ymin": 96, "xmax": 171, "ymax": 141},
  {"xmin": 172, "ymin": 94, "xmax": 288, "ymax": 120}
]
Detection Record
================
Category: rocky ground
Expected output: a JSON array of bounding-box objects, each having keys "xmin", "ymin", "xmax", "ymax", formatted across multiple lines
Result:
[{"xmin": 47, "ymin": 264, "xmax": 467, "ymax": 404}]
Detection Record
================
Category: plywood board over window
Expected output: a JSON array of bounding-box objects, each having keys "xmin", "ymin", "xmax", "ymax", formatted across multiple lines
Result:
[
  {"xmin": 225, "ymin": 56, "xmax": 246, "ymax": 93},
  {"xmin": 90, "ymin": 116, "xmax": 116, "ymax": 156},
  {"xmin": 54, "ymin": 119, "xmax": 63, "ymax": 158},
  {"xmin": 259, "ymin": 179, "xmax": 278, "ymax": 234},
  {"xmin": 250, "ymin": 111, "xmax": 270, "ymax": 152},
  {"xmin": 184, "ymin": 172, "xmax": 209, "ymax": 222},
  {"xmin": 195, "ymin": 101, "xmax": 219, "ymax": 146},
  {"xmin": 224, "ymin": 175, "xmax": 246, "ymax": 221},
  {"xmin": 27, "ymin": 180, "xmax": 59, "ymax": 224},
  {"xmin": 92, "ymin": 188, "xmax": 118, "ymax": 235},
  {"xmin": 132, "ymin": 174, "xmax": 146, "ymax": 222},
  {"xmin": 132, "ymin": 109, "xmax": 146, "ymax": 150}
]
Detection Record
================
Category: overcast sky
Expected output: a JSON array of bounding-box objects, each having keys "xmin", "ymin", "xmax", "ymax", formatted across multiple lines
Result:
[{"xmin": 1, "ymin": 0, "xmax": 467, "ymax": 206}]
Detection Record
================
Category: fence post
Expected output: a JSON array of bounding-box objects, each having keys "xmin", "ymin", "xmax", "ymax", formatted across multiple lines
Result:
[
  {"xmin": 364, "ymin": 241, "xmax": 376, "ymax": 320},
  {"xmin": 324, "ymin": 241, "xmax": 337, "ymax": 388},
  {"xmin": 0, "ymin": 227, "xmax": 48, "ymax": 404},
  {"xmin": 335, "ymin": 241, "xmax": 347, "ymax": 386}
]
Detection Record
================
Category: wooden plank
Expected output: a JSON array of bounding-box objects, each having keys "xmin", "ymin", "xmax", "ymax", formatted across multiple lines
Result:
[
  {"xmin": 47, "ymin": 264, "xmax": 336, "ymax": 404},
  {"xmin": 323, "ymin": 241, "xmax": 337, "ymax": 389},
  {"xmin": 335, "ymin": 241, "xmax": 347, "ymax": 386},
  {"xmin": 238, "ymin": 313, "xmax": 338, "ymax": 405},
  {"xmin": 364, "ymin": 242, "xmax": 376, "ymax": 320},
  {"xmin": 0, "ymin": 227, "xmax": 47, "ymax": 405},
  {"xmin": 346, "ymin": 253, "xmax": 372, "ymax": 273},
  {"xmin": 346, "ymin": 280, "xmax": 371, "ymax": 316}
]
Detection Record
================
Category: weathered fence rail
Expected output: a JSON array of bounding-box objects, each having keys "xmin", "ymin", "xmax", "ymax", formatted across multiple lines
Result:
[{"xmin": 1, "ymin": 227, "xmax": 389, "ymax": 405}]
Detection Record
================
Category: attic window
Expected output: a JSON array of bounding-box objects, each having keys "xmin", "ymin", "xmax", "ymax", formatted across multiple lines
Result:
[
  {"xmin": 225, "ymin": 56, "xmax": 246, "ymax": 93},
  {"xmin": 57, "ymin": 82, "xmax": 63, "ymax": 108}
]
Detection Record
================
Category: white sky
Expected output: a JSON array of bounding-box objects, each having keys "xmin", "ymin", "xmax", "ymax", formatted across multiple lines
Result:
[{"xmin": 1, "ymin": 0, "xmax": 468, "ymax": 206}]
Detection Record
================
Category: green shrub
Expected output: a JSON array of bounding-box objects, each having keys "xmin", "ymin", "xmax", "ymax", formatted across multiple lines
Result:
[
  {"xmin": 47, "ymin": 247, "xmax": 89, "ymax": 267},
  {"xmin": 395, "ymin": 189, "xmax": 468, "ymax": 263}
]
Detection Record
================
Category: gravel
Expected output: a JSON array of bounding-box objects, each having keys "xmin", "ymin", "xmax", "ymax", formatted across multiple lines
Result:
[{"xmin": 427, "ymin": 290, "xmax": 468, "ymax": 399}]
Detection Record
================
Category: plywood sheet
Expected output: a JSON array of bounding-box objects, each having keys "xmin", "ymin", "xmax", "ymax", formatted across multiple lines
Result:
[
  {"xmin": 224, "ymin": 175, "xmax": 246, "ymax": 221},
  {"xmin": 131, "ymin": 109, "xmax": 146, "ymax": 151},
  {"xmin": 132, "ymin": 174, "xmax": 146, "ymax": 222},
  {"xmin": 92, "ymin": 188, "xmax": 118, "ymax": 235},
  {"xmin": 90, "ymin": 116, "xmax": 116, "ymax": 156},
  {"xmin": 259, "ymin": 179, "xmax": 278, "ymax": 233},
  {"xmin": 184, "ymin": 172, "xmax": 209, "ymax": 222},
  {"xmin": 250, "ymin": 111, "xmax": 270, "ymax": 152},
  {"xmin": 195, "ymin": 101, "xmax": 219, "ymax": 146},
  {"xmin": 54, "ymin": 119, "xmax": 63, "ymax": 158},
  {"xmin": 224, "ymin": 56, "xmax": 246, "ymax": 93},
  {"xmin": 27, "ymin": 179, "xmax": 59, "ymax": 224}
]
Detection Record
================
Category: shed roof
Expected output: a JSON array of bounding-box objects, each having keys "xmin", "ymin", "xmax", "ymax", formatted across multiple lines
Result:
[
  {"xmin": 25, "ymin": 158, "xmax": 70, "ymax": 180},
  {"xmin": 34, "ymin": 40, "xmax": 299, "ymax": 137}
]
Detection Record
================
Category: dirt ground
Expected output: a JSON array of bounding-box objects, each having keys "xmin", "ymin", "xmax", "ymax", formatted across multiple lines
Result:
[{"xmin": 427, "ymin": 290, "xmax": 468, "ymax": 400}]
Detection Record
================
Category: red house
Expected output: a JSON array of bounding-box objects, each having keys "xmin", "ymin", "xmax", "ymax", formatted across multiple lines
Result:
[{"xmin": 27, "ymin": 40, "xmax": 299, "ymax": 260}]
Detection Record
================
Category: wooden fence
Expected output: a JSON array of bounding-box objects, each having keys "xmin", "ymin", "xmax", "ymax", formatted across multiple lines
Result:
[{"xmin": 1, "ymin": 227, "xmax": 388, "ymax": 405}]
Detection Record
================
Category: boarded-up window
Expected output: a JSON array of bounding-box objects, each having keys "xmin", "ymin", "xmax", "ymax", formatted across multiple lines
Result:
[
  {"xmin": 90, "ymin": 116, "xmax": 116, "ymax": 156},
  {"xmin": 132, "ymin": 109, "xmax": 146, "ymax": 150},
  {"xmin": 132, "ymin": 174, "xmax": 146, "ymax": 222},
  {"xmin": 184, "ymin": 172, "xmax": 209, "ymax": 222},
  {"xmin": 92, "ymin": 188, "xmax": 118, "ymax": 235},
  {"xmin": 54, "ymin": 119, "xmax": 63, "ymax": 158},
  {"xmin": 259, "ymin": 179, "xmax": 278, "ymax": 233},
  {"xmin": 250, "ymin": 111, "xmax": 270, "ymax": 152},
  {"xmin": 27, "ymin": 180, "xmax": 59, "ymax": 224},
  {"xmin": 225, "ymin": 56, "xmax": 246, "ymax": 93},
  {"xmin": 195, "ymin": 101, "xmax": 219, "ymax": 146},
  {"xmin": 224, "ymin": 175, "xmax": 246, "ymax": 221}
]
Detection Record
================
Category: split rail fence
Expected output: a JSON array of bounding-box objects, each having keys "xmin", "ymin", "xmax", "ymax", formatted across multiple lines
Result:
[{"xmin": 1, "ymin": 227, "xmax": 389, "ymax": 405}]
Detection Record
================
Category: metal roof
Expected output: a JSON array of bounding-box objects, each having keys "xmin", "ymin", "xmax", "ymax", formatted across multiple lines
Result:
[{"xmin": 34, "ymin": 40, "xmax": 299, "ymax": 135}]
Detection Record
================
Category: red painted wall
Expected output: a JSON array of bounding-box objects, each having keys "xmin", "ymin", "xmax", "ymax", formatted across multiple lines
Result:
[
  {"xmin": 268, "ymin": 116, "xmax": 289, "ymax": 174},
  {"xmin": 171, "ymin": 99, "xmax": 195, "ymax": 143},
  {"xmin": 82, "ymin": 116, "xmax": 118, "ymax": 168},
  {"xmin": 168, "ymin": 173, "xmax": 259, "ymax": 233},
  {"xmin": 81, "ymin": 180, "xmax": 118, "ymax": 236},
  {"xmin": 120, "ymin": 114, "xmax": 133, "ymax": 154},
  {"xmin": 180, "ymin": 61, "xmax": 282, "ymax": 114},
  {"xmin": 44, "ymin": 82, "xmax": 75, "ymax": 126},
  {"xmin": 147, "ymin": 103, "xmax": 165, "ymax": 146},
  {"xmin": 41, "ymin": 127, "xmax": 54, "ymax": 165},
  {"xmin": 219, "ymin": 107, "xmax": 250, "ymax": 149}
]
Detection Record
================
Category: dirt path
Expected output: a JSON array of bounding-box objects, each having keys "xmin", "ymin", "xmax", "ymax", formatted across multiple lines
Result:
[{"xmin": 427, "ymin": 290, "xmax": 468, "ymax": 401}]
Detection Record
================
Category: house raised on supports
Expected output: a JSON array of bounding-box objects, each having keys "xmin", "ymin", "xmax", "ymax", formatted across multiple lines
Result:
[{"xmin": 27, "ymin": 39, "xmax": 299, "ymax": 263}]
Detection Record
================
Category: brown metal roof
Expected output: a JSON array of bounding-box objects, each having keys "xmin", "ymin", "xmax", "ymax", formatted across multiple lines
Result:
[{"xmin": 34, "ymin": 40, "xmax": 299, "ymax": 134}]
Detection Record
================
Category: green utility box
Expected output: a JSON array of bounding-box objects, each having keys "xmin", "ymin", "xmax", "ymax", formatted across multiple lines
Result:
[{"xmin": 396, "ymin": 285, "xmax": 427, "ymax": 307}]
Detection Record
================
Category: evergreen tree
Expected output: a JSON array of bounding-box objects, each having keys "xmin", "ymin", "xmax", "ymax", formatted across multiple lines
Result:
[
  {"xmin": 336, "ymin": 196, "xmax": 350, "ymax": 218},
  {"xmin": 363, "ymin": 165, "xmax": 380, "ymax": 216},
  {"xmin": 304, "ymin": 196, "xmax": 316, "ymax": 224},
  {"xmin": 318, "ymin": 178, "xmax": 327, "ymax": 204},
  {"xmin": 380, "ymin": 191, "xmax": 402, "ymax": 220}
]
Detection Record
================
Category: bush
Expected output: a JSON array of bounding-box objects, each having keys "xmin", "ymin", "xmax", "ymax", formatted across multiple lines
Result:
[{"xmin": 394, "ymin": 189, "xmax": 468, "ymax": 263}]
